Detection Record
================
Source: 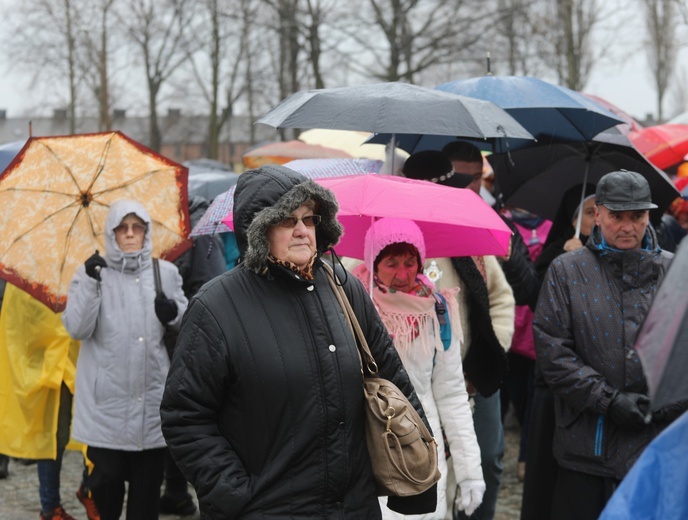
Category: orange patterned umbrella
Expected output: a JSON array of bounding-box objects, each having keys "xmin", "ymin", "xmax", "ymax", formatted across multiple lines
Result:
[
  {"xmin": 242, "ymin": 139, "xmax": 352, "ymax": 169},
  {"xmin": 0, "ymin": 131, "xmax": 191, "ymax": 312}
]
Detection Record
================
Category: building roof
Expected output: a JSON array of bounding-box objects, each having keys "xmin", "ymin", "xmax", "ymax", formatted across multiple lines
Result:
[{"xmin": 0, "ymin": 111, "xmax": 278, "ymax": 147}]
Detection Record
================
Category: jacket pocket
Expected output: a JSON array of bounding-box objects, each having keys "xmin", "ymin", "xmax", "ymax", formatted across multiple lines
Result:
[{"xmin": 555, "ymin": 401, "xmax": 605, "ymax": 461}]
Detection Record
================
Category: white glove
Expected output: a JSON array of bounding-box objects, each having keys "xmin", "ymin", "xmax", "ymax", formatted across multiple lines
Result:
[{"xmin": 455, "ymin": 479, "xmax": 486, "ymax": 517}]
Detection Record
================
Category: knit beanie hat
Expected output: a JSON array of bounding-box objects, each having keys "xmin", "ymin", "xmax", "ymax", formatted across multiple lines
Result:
[{"xmin": 364, "ymin": 218, "xmax": 426, "ymax": 274}]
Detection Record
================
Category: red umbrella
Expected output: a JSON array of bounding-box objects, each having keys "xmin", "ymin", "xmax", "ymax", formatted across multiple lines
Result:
[{"xmin": 629, "ymin": 124, "xmax": 688, "ymax": 170}]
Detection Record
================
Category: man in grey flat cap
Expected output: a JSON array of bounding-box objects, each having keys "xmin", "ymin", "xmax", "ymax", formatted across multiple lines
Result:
[{"xmin": 533, "ymin": 170, "xmax": 688, "ymax": 519}]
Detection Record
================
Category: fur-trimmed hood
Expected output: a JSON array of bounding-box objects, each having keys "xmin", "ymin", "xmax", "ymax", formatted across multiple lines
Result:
[{"xmin": 233, "ymin": 164, "xmax": 343, "ymax": 273}]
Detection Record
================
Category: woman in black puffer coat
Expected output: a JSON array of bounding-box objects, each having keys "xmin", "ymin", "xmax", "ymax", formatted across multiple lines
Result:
[{"xmin": 160, "ymin": 164, "xmax": 436, "ymax": 519}]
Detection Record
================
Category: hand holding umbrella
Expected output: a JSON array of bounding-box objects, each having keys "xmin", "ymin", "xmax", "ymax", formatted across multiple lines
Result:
[
  {"xmin": 84, "ymin": 250, "xmax": 107, "ymax": 281},
  {"xmin": 0, "ymin": 131, "xmax": 191, "ymax": 312}
]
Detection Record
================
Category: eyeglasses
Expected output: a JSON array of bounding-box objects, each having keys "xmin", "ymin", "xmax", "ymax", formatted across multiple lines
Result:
[
  {"xmin": 276, "ymin": 214, "xmax": 322, "ymax": 228},
  {"xmin": 114, "ymin": 223, "xmax": 147, "ymax": 235}
]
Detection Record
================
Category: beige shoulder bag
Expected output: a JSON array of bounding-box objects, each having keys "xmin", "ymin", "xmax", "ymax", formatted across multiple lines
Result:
[{"xmin": 323, "ymin": 263, "xmax": 440, "ymax": 497}]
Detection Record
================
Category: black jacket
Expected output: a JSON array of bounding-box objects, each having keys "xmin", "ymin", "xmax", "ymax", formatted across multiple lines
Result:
[
  {"xmin": 161, "ymin": 165, "xmax": 435, "ymax": 519},
  {"xmin": 534, "ymin": 226, "xmax": 685, "ymax": 479},
  {"xmin": 498, "ymin": 215, "xmax": 540, "ymax": 309}
]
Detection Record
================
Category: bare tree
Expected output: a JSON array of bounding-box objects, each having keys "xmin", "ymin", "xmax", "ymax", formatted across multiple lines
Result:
[
  {"xmin": 303, "ymin": 0, "xmax": 326, "ymax": 88},
  {"xmin": 643, "ymin": 0, "xmax": 679, "ymax": 121},
  {"xmin": 119, "ymin": 0, "xmax": 197, "ymax": 151},
  {"xmin": 675, "ymin": 0, "xmax": 688, "ymax": 22},
  {"xmin": 488, "ymin": 0, "xmax": 553, "ymax": 76},
  {"xmin": 1, "ymin": 0, "xmax": 83, "ymax": 130},
  {"xmin": 255, "ymin": 0, "xmax": 306, "ymax": 141},
  {"xmin": 540, "ymin": 0, "xmax": 604, "ymax": 90},
  {"xmin": 340, "ymin": 0, "xmax": 488, "ymax": 83},
  {"xmin": 669, "ymin": 65, "xmax": 688, "ymax": 118},
  {"xmin": 79, "ymin": 0, "xmax": 117, "ymax": 131},
  {"xmin": 183, "ymin": 0, "xmax": 259, "ymax": 158}
]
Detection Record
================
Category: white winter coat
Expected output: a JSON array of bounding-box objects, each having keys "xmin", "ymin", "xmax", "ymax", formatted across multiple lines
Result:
[
  {"xmin": 352, "ymin": 265, "xmax": 483, "ymax": 520},
  {"xmin": 62, "ymin": 200, "xmax": 187, "ymax": 451}
]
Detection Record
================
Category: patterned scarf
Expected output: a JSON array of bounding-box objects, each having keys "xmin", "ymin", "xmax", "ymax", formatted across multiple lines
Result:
[
  {"xmin": 267, "ymin": 253, "xmax": 316, "ymax": 281},
  {"xmin": 372, "ymin": 277, "xmax": 462, "ymax": 360}
]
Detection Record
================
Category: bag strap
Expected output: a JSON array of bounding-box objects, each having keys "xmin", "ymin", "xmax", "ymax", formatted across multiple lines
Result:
[
  {"xmin": 152, "ymin": 258, "xmax": 163, "ymax": 298},
  {"xmin": 322, "ymin": 263, "xmax": 379, "ymax": 376},
  {"xmin": 433, "ymin": 292, "xmax": 452, "ymax": 351}
]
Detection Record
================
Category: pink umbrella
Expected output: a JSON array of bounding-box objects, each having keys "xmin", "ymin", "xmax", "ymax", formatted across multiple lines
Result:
[{"xmin": 222, "ymin": 174, "xmax": 511, "ymax": 258}]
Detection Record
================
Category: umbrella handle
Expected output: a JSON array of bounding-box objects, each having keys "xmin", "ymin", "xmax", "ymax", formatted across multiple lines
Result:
[
  {"xmin": 575, "ymin": 164, "xmax": 591, "ymax": 239},
  {"xmin": 94, "ymin": 249, "xmax": 104, "ymax": 274}
]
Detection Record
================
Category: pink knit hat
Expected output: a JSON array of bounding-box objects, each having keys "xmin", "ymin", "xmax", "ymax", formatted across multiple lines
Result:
[{"xmin": 364, "ymin": 217, "xmax": 426, "ymax": 274}]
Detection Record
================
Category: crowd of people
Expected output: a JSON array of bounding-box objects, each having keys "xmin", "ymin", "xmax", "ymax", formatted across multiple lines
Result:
[{"xmin": 1, "ymin": 141, "xmax": 687, "ymax": 520}]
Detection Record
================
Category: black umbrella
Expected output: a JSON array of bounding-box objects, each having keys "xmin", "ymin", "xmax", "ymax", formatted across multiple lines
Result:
[
  {"xmin": 634, "ymin": 238, "xmax": 688, "ymax": 409},
  {"xmin": 487, "ymin": 130, "xmax": 679, "ymax": 225}
]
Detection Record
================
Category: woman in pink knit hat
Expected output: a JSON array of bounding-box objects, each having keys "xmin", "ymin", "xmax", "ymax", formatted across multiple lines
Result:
[{"xmin": 352, "ymin": 217, "xmax": 485, "ymax": 519}]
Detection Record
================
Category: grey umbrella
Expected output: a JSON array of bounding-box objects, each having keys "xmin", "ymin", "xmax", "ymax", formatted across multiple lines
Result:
[
  {"xmin": 634, "ymin": 238, "xmax": 688, "ymax": 410},
  {"xmin": 256, "ymin": 82, "xmax": 534, "ymax": 142},
  {"xmin": 184, "ymin": 159, "xmax": 240, "ymax": 201}
]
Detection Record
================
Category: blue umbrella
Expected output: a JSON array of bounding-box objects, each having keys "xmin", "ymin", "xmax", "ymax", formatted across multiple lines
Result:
[
  {"xmin": 438, "ymin": 76, "xmax": 624, "ymax": 148},
  {"xmin": 368, "ymin": 76, "xmax": 624, "ymax": 153},
  {"xmin": 0, "ymin": 140, "xmax": 26, "ymax": 174}
]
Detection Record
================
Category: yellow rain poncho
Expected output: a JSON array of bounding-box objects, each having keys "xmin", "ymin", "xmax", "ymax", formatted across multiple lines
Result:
[{"xmin": 0, "ymin": 283, "xmax": 81, "ymax": 459}]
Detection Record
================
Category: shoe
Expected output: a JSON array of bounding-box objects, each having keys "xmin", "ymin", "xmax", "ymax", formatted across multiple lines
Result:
[
  {"xmin": 76, "ymin": 485, "xmax": 101, "ymax": 520},
  {"xmin": 517, "ymin": 461, "xmax": 526, "ymax": 482},
  {"xmin": 39, "ymin": 505, "xmax": 76, "ymax": 520},
  {"xmin": 159, "ymin": 493, "xmax": 197, "ymax": 516}
]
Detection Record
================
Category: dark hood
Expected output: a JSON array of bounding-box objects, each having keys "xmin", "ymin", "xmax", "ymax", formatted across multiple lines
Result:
[{"xmin": 233, "ymin": 164, "xmax": 343, "ymax": 274}]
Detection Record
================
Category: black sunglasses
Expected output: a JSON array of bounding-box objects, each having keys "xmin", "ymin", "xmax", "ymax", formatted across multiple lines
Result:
[{"xmin": 276, "ymin": 214, "xmax": 322, "ymax": 228}]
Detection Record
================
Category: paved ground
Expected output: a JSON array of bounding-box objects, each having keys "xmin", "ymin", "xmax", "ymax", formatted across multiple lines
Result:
[
  {"xmin": 0, "ymin": 421, "xmax": 523, "ymax": 520},
  {"xmin": 0, "ymin": 454, "xmax": 200, "ymax": 520}
]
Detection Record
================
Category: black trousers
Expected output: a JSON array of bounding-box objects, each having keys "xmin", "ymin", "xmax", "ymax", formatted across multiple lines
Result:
[
  {"xmin": 162, "ymin": 448, "xmax": 190, "ymax": 499},
  {"xmin": 520, "ymin": 381, "xmax": 558, "ymax": 520},
  {"xmin": 550, "ymin": 466, "xmax": 618, "ymax": 520},
  {"xmin": 501, "ymin": 351, "xmax": 535, "ymax": 462},
  {"xmin": 86, "ymin": 446, "xmax": 165, "ymax": 520}
]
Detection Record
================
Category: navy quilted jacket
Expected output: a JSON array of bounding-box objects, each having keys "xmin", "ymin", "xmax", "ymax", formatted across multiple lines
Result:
[{"xmin": 534, "ymin": 226, "xmax": 682, "ymax": 479}]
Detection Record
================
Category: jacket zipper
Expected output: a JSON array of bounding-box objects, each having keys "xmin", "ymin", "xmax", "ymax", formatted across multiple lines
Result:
[{"xmin": 594, "ymin": 415, "xmax": 604, "ymax": 457}]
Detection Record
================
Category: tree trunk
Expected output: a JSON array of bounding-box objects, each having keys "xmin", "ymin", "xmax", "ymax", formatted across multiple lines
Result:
[
  {"xmin": 64, "ymin": 0, "xmax": 77, "ymax": 134},
  {"xmin": 100, "ymin": 5, "xmax": 112, "ymax": 131},
  {"xmin": 208, "ymin": 0, "xmax": 220, "ymax": 159}
]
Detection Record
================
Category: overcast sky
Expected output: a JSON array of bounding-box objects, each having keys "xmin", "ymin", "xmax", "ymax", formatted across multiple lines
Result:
[{"xmin": 0, "ymin": 0, "xmax": 686, "ymax": 124}]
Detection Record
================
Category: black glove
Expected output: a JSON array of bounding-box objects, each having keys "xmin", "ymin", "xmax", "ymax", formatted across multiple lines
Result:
[
  {"xmin": 84, "ymin": 251, "xmax": 107, "ymax": 281},
  {"xmin": 154, "ymin": 296, "xmax": 178, "ymax": 324},
  {"xmin": 608, "ymin": 391, "xmax": 651, "ymax": 431}
]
